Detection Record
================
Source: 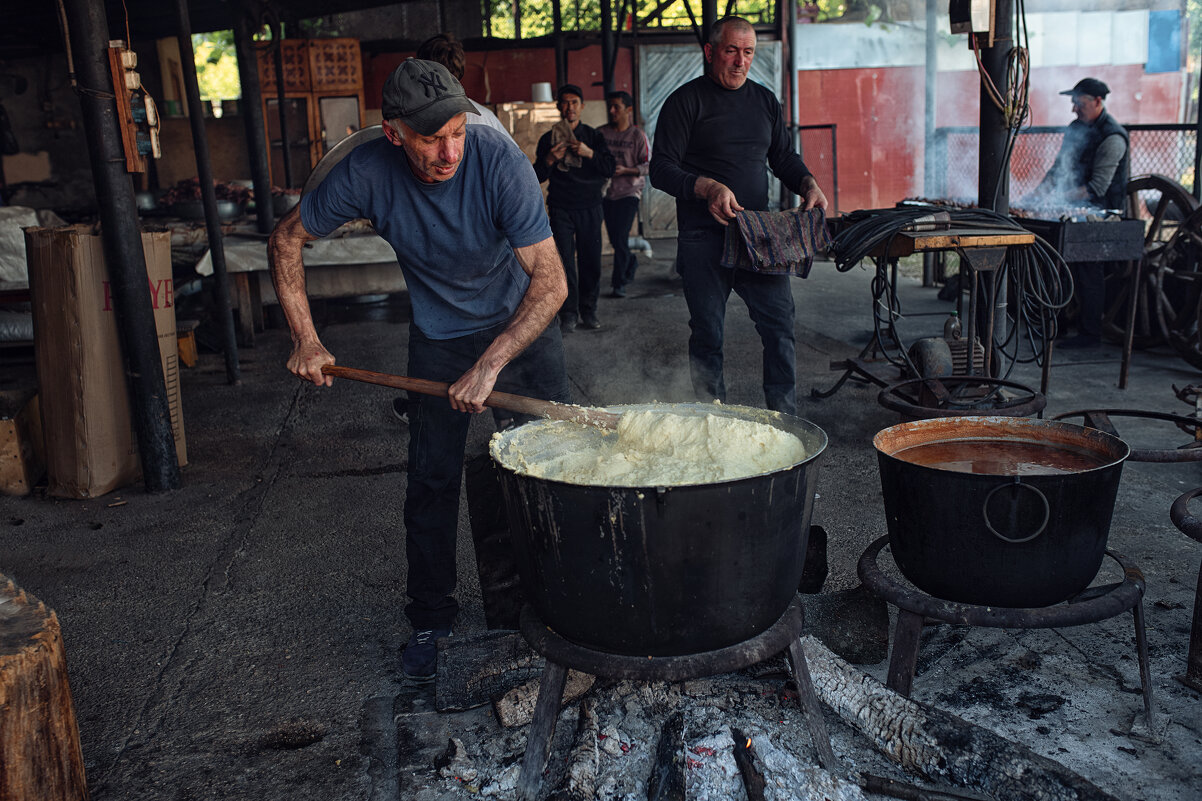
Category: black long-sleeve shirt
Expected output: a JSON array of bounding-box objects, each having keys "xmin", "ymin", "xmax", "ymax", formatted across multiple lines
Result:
[
  {"xmin": 650, "ymin": 75, "xmax": 812, "ymax": 231},
  {"xmin": 533, "ymin": 122, "xmax": 616, "ymax": 210}
]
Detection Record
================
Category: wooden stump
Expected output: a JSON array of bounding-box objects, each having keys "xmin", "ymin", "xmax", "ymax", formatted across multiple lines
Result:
[{"xmin": 0, "ymin": 575, "xmax": 89, "ymax": 801}]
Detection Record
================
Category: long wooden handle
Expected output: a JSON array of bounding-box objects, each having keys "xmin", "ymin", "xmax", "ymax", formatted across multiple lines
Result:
[{"xmin": 321, "ymin": 364, "xmax": 618, "ymax": 428}]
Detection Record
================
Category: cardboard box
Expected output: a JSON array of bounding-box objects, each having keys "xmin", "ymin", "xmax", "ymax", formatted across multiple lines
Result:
[
  {"xmin": 0, "ymin": 388, "xmax": 44, "ymax": 496},
  {"xmin": 25, "ymin": 225, "xmax": 187, "ymax": 499}
]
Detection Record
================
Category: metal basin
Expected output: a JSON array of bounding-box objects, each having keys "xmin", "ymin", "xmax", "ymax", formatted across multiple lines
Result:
[
  {"xmin": 492, "ymin": 403, "xmax": 827, "ymax": 656},
  {"xmin": 875, "ymin": 416, "xmax": 1129, "ymax": 607}
]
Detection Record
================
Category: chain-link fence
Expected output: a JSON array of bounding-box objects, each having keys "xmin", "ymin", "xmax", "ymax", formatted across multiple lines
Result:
[
  {"xmin": 797, "ymin": 123, "xmax": 838, "ymax": 212},
  {"xmin": 930, "ymin": 124, "xmax": 1197, "ymax": 204}
]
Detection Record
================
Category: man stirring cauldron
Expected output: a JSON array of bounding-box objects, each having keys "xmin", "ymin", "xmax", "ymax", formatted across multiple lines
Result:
[
  {"xmin": 269, "ymin": 58, "xmax": 569, "ymax": 680},
  {"xmin": 1028, "ymin": 77, "xmax": 1130, "ymax": 349}
]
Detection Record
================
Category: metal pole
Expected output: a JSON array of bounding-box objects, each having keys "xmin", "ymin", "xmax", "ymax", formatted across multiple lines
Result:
[
  {"xmin": 977, "ymin": 0, "xmax": 1014, "ymax": 363},
  {"xmin": 785, "ymin": 0, "xmax": 799, "ymax": 211},
  {"xmin": 61, "ymin": 0, "xmax": 181, "ymax": 491},
  {"xmin": 1195, "ymin": 36, "xmax": 1202, "ymax": 200},
  {"xmin": 923, "ymin": 0, "xmax": 938, "ymax": 286},
  {"xmin": 551, "ymin": 0, "xmax": 565, "ymax": 90},
  {"xmin": 702, "ymin": 0, "xmax": 717, "ymax": 43},
  {"xmin": 978, "ymin": 9, "xmax": 1011, "ymax": 213},
  {"xmin": 600, "ymin": 0, "xmax": 614, "ymax": 94},
  {"xmin": 233, "ymin": 8, "xmax": 275, "ymax": 235},
  {"xmin": 176, "ymin": 0, "xmax": 242, "ymax": 383},
  {"xmin": 271, "ymin": 39, "xmax": 294, "ymax": 189}
]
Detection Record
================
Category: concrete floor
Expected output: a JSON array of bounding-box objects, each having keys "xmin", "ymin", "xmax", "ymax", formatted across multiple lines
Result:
[{"xmin": 3, "ymin": 239, "xmax": 1201, "ymax": 800}]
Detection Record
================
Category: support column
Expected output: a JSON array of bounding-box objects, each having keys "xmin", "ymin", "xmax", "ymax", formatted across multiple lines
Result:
[
  {"xmin": 977, "ymin": 2, "xmax": 1012, "ymax": 214},
  {"xmin": 600, "ymin": 0, "xmax": 614, "ymax": 94},
  {"xmin": 923, "ymin": 0, "xmax": 939, "ymax": 286},
  {"xmin": 61, "ymin": 0, "xmax": 181, "ymax": 491},
  {"xmin": 176, "ymin": 0, "xmax": 243, "ymax": 380},
  {"xmin": 234, "ymin": 6, "xmax": 275, "ymax": 235},
  {"xmin": 976, "ymin": 0, "xmax": 1013, "ymax": 356}
]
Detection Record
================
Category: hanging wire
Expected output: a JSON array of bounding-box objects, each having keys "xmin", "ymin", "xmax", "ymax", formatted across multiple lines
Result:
[
  {"xmin": 968, "ymin": 0, "xmax": 1033, "ymax": 211},
  {"xmin": 54, "ymin": 0, "xmax": 116, "ymax": 100}
]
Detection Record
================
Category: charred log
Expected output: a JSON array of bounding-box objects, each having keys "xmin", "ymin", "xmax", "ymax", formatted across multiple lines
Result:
[
  {"xmin": 495, "ymin": 669, "xmax": 595, "ymax": 728},
  {"xmin": 547, "ymin": 700, "xmax": 599, "ymax": 801},
  {"xmin": 801, "ymin": 636, "xmax": 1122, "ymax": 801},
  {"xmin": 435, "ymin": 630, "xmax": 542, "ymax": 712},
  {"xmin": 729, "ymin": 728, "xmax": 767, "ymax": 801},
  {"xmin": 646, "ymin": 711, "xmax": 685, "ymax": 801}
]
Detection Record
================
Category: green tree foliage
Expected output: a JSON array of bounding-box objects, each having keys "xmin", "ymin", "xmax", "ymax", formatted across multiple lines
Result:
[
  {"xmin": 486, "ymin": 0, "xmax": 776, "ymax": 39},
  {"xmin": 192, "ymin": 31, "xmax": 241, "ymax": 100}
]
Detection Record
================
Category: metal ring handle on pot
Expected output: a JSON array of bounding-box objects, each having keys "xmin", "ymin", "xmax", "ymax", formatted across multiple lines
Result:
[{"xmin": 982, "ymin": 477, "xmax": 1050, "ymax": 544}]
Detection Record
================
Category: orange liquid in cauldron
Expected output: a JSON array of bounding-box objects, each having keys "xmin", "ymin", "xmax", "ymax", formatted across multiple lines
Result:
[{"xmin": 893, "ymin": 439, "xmax": 1108, "ymax": 475}]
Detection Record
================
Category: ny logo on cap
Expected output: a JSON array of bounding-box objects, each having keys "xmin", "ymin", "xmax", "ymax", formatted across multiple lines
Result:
[{"xmin": 417, "ymin": 71, "xmax": 448, "ymax": 98}]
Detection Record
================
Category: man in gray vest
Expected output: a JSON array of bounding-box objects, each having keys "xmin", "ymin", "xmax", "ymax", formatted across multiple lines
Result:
[{"xmin": 1031, "ymin": 78, "xmax": 1129, "ymax": 349}]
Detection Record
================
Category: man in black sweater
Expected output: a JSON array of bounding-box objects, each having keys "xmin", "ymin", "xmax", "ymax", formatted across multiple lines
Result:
[
  {"xmin": 650, "ymin": 16, "xmax": 827, "ymax": 415},
  {"xmin": 534, "ymin": 84, "xmax": 616, "ymax": 332}
]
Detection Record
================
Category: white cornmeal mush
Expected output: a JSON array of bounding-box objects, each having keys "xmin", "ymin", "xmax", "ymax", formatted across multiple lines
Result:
[{"xmin": 490, "ymin": 405, "xmax": 807, "ymax": 487}]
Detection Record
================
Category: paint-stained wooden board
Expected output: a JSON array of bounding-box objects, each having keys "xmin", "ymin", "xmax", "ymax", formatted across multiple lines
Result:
[{"xmin": 873, "ymin": 228, "xmax": 1036, "ymax": 258}]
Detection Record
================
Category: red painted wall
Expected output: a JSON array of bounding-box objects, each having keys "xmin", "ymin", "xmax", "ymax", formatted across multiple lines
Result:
[
  {"xmin": 797, "ymin": 66, "xmax": 924, "ymax": 213},
  {"xmin": 798, "ymin": 63, "xmax": 1185, "ymax": 212},
  {"xmin": 365, "ymin": 45, "xmax": 635, "ymax": 111}
]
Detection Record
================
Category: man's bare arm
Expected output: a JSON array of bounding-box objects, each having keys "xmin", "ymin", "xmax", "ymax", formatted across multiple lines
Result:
[
  {"xmin": 267, "ymin": 204, "xmax": 333, "ymax": 387},
  {"xmin": 447, "ymin": 237, "xmax": 568, "ymax": 413}
]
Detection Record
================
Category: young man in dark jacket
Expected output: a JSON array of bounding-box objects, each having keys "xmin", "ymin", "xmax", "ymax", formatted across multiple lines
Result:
[{"xmin": 534, "ymin": 84, "xmax": 616, "ymax": 332}]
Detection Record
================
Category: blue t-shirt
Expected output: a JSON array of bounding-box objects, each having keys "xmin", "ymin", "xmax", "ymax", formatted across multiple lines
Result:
[{"xmin": 301, "ymin": 126, "xmax": 551, "ymax": 339}]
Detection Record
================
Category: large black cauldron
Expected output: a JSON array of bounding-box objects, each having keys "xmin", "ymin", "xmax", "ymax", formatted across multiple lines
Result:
[
  {"xmin": 875, "ymin": 416, "xmax": 1129, "ymax": 608},
  {"xmin": 492, "ymin": 403, "xmax": 827, "ymax": 656}
]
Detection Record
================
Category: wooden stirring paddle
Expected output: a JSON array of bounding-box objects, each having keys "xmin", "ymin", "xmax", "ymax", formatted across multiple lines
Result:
[{"xmin": 321, "ymin": 364, "xmax": 619, "ymax": 429}]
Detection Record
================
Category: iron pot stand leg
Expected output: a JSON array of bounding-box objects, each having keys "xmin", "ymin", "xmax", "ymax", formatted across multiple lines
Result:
[
  {"xmin": 884, "ymin": 608, "xmax": 925, "ymax": 698},
  {"xmin": 787, "ymin": 637, "xmax": 839, "ymax": 773},
  {"xmin": 1185, "ymin": 562, "xmax": 1202, "ymax": 692},
  {"xmin": 1132, "ymin": 599, "xmax": 1155, "ymax": 725}
]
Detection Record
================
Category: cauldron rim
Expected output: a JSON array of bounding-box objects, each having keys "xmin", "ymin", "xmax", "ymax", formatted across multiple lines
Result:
[
  {"xmin": 872, "ymin": 415, "xmax": 1130, "ymax": 475},
  {"xmin": 491, "ymin": 401, "xmax": 828, "ymax": 489}
]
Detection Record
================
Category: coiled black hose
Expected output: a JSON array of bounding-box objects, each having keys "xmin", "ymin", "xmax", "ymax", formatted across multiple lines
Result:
[{"xmin": 829, "ymin": 205, "xmax": 1074, "ymax": 382}]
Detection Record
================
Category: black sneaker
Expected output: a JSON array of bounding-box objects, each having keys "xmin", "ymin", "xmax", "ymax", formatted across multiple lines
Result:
[
  {"xmin": 392, "ymin": 397, "xmax": 409, "ymax": 424},
  {"xmin": 401, "ymin": 627, "xmax": 451, "ymax": 681},
  {"xmin": 560, "ymin": 315, "xmax": 577, "ymax": 334},
  {"xmin": 579, "ymin": 313, "xmax": 602, "ymax": 330},
  {"xmin": 609, "ymin": 285, "xmax": 626, "ymax": 298}
]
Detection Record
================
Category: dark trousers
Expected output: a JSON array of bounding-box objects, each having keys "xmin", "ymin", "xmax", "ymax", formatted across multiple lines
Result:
[
  {"xmin": 603, "ymin": 196, "xmax": 640, "ymax": 290},
  {"xmin": 675, "ymin": 226, "xmax": 798, "ymax": 415},
  {"xmin": 549, "ymin": 204, "xmax": 603, "ymax": 320},
  {"xmin": 402, "ymin": 320, "xmax": 569, "ymax": 630},
  {"xmin": 1070, "ymin": 262, "xmax": 1105, "ymax": 338}
]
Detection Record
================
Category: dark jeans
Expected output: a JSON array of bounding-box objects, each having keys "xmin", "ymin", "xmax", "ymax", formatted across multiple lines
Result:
[
  {"xmin": 402, "ymin": 319, "xmax": 569, "ymax": 630},
  {"xmin": 549, "ymin": 204, "xmax": 603, "ymax": 320},
  {"xmin": 603, "ymin": 196, "xmax": 640, "ymax": 290},
  {"xmin": 675, "ymin": 226, "xmax": 798, "ymax": 415}
]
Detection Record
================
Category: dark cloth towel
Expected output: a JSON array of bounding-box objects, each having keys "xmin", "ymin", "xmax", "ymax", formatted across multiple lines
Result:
[{"xmin": 720, "ymin": 206, "xmax": 832, "ymax": 278}]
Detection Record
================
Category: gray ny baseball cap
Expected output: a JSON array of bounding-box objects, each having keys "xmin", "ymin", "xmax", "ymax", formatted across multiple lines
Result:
[{"xmin": 381, "ymin": 58, "xmax": 478, "ymax": 135}]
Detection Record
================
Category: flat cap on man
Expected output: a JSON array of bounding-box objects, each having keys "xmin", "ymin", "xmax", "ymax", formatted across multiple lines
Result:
[
  {"xmin": 381, "ymin": 58, "xmax": 478, "ymax": 135},
  {"xmin": 1059, "ymin": 78, "xmax": 1110, "ymax": 99}
]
